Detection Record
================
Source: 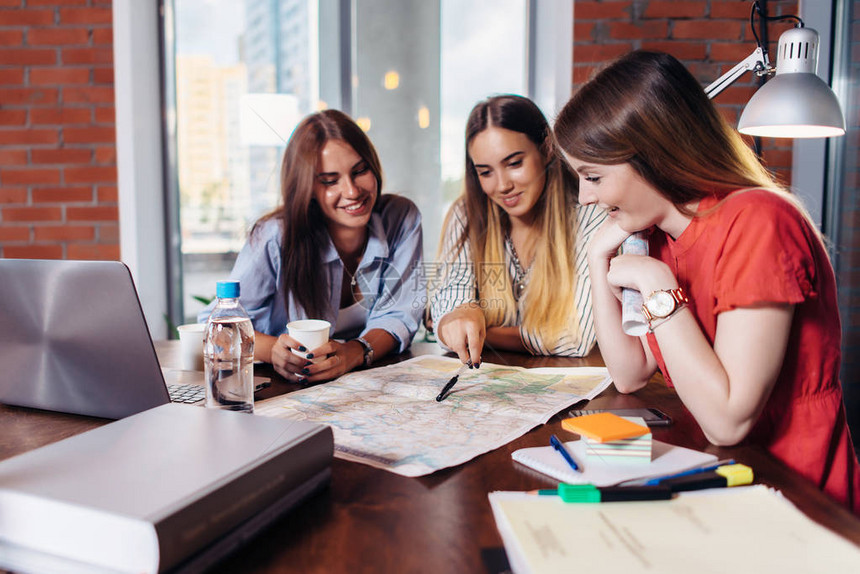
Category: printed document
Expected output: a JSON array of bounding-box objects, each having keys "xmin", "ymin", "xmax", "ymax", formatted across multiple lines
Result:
[{"xmin": 489, "ymin": 485, "xmax": 860, "ymax": 574}]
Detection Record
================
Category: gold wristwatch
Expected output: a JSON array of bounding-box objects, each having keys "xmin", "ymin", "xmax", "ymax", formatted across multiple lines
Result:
[{"xmin": 641, "ymin": 287, "xmax": 689, "ymax": 324}]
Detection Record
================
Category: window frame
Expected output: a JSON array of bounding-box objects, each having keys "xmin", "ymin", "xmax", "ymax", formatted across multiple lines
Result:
[{"xmin": 114, "ymin": 0, "xmax": 585, "ymax": 334}]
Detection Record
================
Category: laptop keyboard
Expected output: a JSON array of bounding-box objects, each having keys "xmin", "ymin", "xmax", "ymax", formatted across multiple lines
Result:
[{"xmin": 167, "ymin": 383, "xmax": 206, "ymax": 404}]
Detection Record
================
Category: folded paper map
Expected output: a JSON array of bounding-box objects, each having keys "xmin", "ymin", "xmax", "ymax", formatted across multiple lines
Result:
[{"xmin": 255, "ymin": 356, "xmax": 611, "ymax": 477}]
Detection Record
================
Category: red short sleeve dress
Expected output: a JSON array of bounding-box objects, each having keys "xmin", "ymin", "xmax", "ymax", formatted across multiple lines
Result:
[{"xmin": 647, "ymin": 188, "xmax": 860, "ymax": 514}]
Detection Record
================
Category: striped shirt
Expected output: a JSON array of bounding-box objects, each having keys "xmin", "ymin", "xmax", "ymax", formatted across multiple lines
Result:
[{"xmin": 429, "ymin": 200, "xmax": 606, "ymax": 357}]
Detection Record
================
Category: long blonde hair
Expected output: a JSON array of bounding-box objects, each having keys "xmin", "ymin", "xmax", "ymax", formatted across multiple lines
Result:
[{"xmin": 444, "ymin": 95, "xmax": 581, "ymax": 345}]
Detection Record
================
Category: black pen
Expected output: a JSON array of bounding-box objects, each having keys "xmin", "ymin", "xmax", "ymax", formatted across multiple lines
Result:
[{"xmin": 436, "ymin": 362, "xmax": 471, "ymax": 402}]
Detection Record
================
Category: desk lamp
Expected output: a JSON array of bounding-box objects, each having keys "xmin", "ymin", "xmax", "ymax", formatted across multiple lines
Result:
[{"xmin": 704, "ymin": 1, "xmax": 845, "ymax": 138}]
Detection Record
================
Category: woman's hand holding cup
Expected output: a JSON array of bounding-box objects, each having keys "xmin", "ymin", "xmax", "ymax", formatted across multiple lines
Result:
[{"xmin": 272, "ymin": 320, "xmax": 332, "ymax": 382}]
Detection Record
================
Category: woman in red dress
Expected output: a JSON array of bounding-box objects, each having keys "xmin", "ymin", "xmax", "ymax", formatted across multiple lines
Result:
[{"xmin": 554, "ymin": 50, "xmax": 860, "ymax": 513}]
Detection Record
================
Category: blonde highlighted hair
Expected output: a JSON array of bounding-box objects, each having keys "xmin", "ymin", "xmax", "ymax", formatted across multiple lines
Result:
[{"xmin": 444, "ymin": 95, "xmax": 581, "ymax": 346}]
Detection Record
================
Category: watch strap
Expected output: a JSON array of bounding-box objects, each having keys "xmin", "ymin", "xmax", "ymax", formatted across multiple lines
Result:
[
  {"xmin": 648, "ymin": 309, "xmax": 686, "ymax": 332},
  {"xmin": 642, "ymin": 287, "xmax": 689, "ymax": 323},
  {"xmin": 354, "ymin": 336, "xmax": 374, "ymax": 367}
]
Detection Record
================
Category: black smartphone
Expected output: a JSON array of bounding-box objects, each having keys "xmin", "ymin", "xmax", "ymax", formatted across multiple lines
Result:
[
  {"xmin": 567, "ymin": 407, "xmax": 672, "ymax": 427},
  {"xmin": 254, "ymin": 380, "xmax": 271, "ymax": 393}
]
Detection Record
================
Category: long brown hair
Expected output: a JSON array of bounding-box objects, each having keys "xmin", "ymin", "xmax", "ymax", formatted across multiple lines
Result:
[
  {"xmin": 253, "ymin": 109, "xmax": 383, "ymax": 318},
  {"xmin": 554, "ymin": 50, "xmax": 778, "ymax": 212},
  {"xmin": 444, "ymin": 94, "xmax": 581, "ymax": 344}
]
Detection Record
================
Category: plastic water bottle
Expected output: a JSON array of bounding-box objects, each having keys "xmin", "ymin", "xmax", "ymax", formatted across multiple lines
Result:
[
  {"xmin": 620, "ymin": 232, "xmax": 649, "ymax": 336},
  {"xmin": 204, "ymin": 281, "xmax": 255, "ymax": 413}
]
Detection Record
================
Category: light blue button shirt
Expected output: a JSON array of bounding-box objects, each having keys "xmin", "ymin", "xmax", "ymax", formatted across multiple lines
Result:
[{"xmin": 198, "ymin": 194, "xmax": 425, "ymax": 352}]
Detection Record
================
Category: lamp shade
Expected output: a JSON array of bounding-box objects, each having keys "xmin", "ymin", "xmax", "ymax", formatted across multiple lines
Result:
[{"xmin": 738, "ymin": 27, "xmax": 845, "ymax": 138}]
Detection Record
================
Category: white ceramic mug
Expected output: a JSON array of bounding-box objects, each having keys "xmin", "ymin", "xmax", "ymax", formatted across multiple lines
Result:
[
  {"xmin": 287, "ymin": 319, "xmax": 331, "ymax": 363},
  {"xmin": 177, "ymin": 323, "xmax": 207, "ymax": 371}
]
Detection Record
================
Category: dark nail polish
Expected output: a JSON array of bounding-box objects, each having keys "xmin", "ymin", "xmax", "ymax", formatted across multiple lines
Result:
[
  {"xmin": 301, "ymin": 368, "xmax": 310, "ymax": 375},
  {"xmin": 304, "ymin": 361, "xmax": 313, "ymax": 366},
  {"xmin": 298, "ymin": 345, "xmax": 307, "ymax": 352},
  {"xmin": 306, "ymin": 353, "xmax": 314, "ymax": 359}
]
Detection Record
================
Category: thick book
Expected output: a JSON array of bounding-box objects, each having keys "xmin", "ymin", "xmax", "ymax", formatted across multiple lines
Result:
[{"xmin": 0, "ymin": 403, "xmax": 333, "ymax": 573}]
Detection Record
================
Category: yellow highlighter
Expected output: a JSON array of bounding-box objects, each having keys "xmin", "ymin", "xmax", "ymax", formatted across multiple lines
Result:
[{"xmin": 659, "ymin": 463, "xmax": 754, "ymax": 492}]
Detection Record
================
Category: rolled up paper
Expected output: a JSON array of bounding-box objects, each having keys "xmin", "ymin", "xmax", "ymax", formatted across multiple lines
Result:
[{"xmin": 620, "ymin": 232, "xmax": 649, "ymax": 336}]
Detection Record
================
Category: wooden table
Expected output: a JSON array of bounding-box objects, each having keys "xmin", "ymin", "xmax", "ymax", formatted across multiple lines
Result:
[{"xmin": 2, "ymin": 341, "xmax": 859, "ymax": 573}]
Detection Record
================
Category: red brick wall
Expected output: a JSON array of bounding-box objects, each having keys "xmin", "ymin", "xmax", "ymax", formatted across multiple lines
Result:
[
  {"xmin": 572, "ymin": 0, "xmax": 798, "ymax": 184},
  {"xmin": 0, "ymin": 0, "xmax": 118, "ymax": 260}
]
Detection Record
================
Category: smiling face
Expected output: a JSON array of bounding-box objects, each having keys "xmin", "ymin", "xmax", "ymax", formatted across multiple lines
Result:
[
  {"xmin": 564, "ymin": 153, "xmax": 688, "ymax": 236},
  {"xmin": 313, "ymin": 139, "xmax": 378, "ymax": 234},
  {"xmin": 468, "ymin": 126, "xmax": 548, "ymax": 226}
]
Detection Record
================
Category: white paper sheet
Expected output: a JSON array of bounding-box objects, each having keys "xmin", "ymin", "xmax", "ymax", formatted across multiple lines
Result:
[
  {"xmin": 512, "ymin": 439, "xmax": 717, "ymax": 486},
  {"xmin": 489, "ymin": 485, "xmax": 860, "ymax": 574}
]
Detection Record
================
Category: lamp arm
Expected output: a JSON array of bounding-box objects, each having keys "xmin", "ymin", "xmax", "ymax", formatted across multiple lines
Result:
[{"xmin": 704, "ymin": 47, "xmax": 771, "ymax": 100}]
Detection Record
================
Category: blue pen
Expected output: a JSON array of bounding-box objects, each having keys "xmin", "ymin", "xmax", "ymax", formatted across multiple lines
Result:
[
  {"xmin": 550, "ymin": 434, "xmax": 581, "ymax": 473},
  {"xmin": 644, "ymin": 458, "xmax": 735, "ymax": 486}
]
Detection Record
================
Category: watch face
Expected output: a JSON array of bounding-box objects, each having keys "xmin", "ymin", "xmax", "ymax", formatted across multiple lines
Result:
[{"xmin": 646, "ymin": 291, "xmax": 675, "ymax": 318}]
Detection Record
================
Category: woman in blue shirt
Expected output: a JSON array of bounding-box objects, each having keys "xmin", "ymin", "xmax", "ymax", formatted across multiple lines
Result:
[{"xmin": 201, "ymin": 109, "xmax": 424, "ymax": 383}]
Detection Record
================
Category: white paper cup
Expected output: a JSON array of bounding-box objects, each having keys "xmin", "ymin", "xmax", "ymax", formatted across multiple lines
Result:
[
  {"xmin": 287, "ymin": 319, "xmax": 331, "ymax": 362},
  {"xmin": 177, "ymin": 323, "xmax": 207, "ymax": 371}
]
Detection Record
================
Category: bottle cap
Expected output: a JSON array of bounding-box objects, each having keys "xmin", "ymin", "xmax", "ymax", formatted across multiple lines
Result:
[{"xmin": 216, "ymin": 281, "xmax": 240, "ymax": 299}]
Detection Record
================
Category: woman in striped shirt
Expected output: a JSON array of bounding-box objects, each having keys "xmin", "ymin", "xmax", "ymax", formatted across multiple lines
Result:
[{"xmin": 430, "ymin": 95, "xmax": 605, "ymax": 365}]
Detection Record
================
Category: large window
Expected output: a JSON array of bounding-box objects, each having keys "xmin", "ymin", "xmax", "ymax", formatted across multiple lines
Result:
[
  {"xmin": 827, "ymin": 0, "xmax": 860, "ymax": 443},
  {"xmin": 168, "ymin": 0, "xmax": 533, "ymax": 324}
]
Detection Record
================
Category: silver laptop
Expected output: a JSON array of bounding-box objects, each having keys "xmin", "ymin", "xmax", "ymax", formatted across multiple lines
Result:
[{"xmin": 0, "ymin": 259, "xmax": 204, "ymax": 419}]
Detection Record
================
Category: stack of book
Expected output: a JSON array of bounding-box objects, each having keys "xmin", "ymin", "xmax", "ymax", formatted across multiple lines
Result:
[
  {"xmin": 0, "ymin": 403, "xmax": 334, "ymax": 573},
  {"xmin": 562, "ymin": 413, "xmax": 652, "ymax": 463}
]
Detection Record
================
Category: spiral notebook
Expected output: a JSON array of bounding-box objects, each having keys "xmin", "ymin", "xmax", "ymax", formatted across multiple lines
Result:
[{"xmin": 512, "ymin": 439, "xmax": 717, "ymax": 486}]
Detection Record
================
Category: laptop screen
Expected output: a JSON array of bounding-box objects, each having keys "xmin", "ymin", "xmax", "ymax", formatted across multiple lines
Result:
[{"xmin": 0, "ymin": 259, "xmax": 171, "ymax": 419}]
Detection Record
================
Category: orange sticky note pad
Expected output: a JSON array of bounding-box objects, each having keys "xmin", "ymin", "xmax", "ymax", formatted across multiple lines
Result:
[{"xmin": 561, "ymin": 413, "xmax": 650, "ymax": 443}]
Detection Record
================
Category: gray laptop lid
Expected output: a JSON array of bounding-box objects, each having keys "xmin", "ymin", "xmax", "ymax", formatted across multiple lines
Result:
[{"xmin": 0, "ymin": 259, "xmax": 170, "ymax": 419}]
